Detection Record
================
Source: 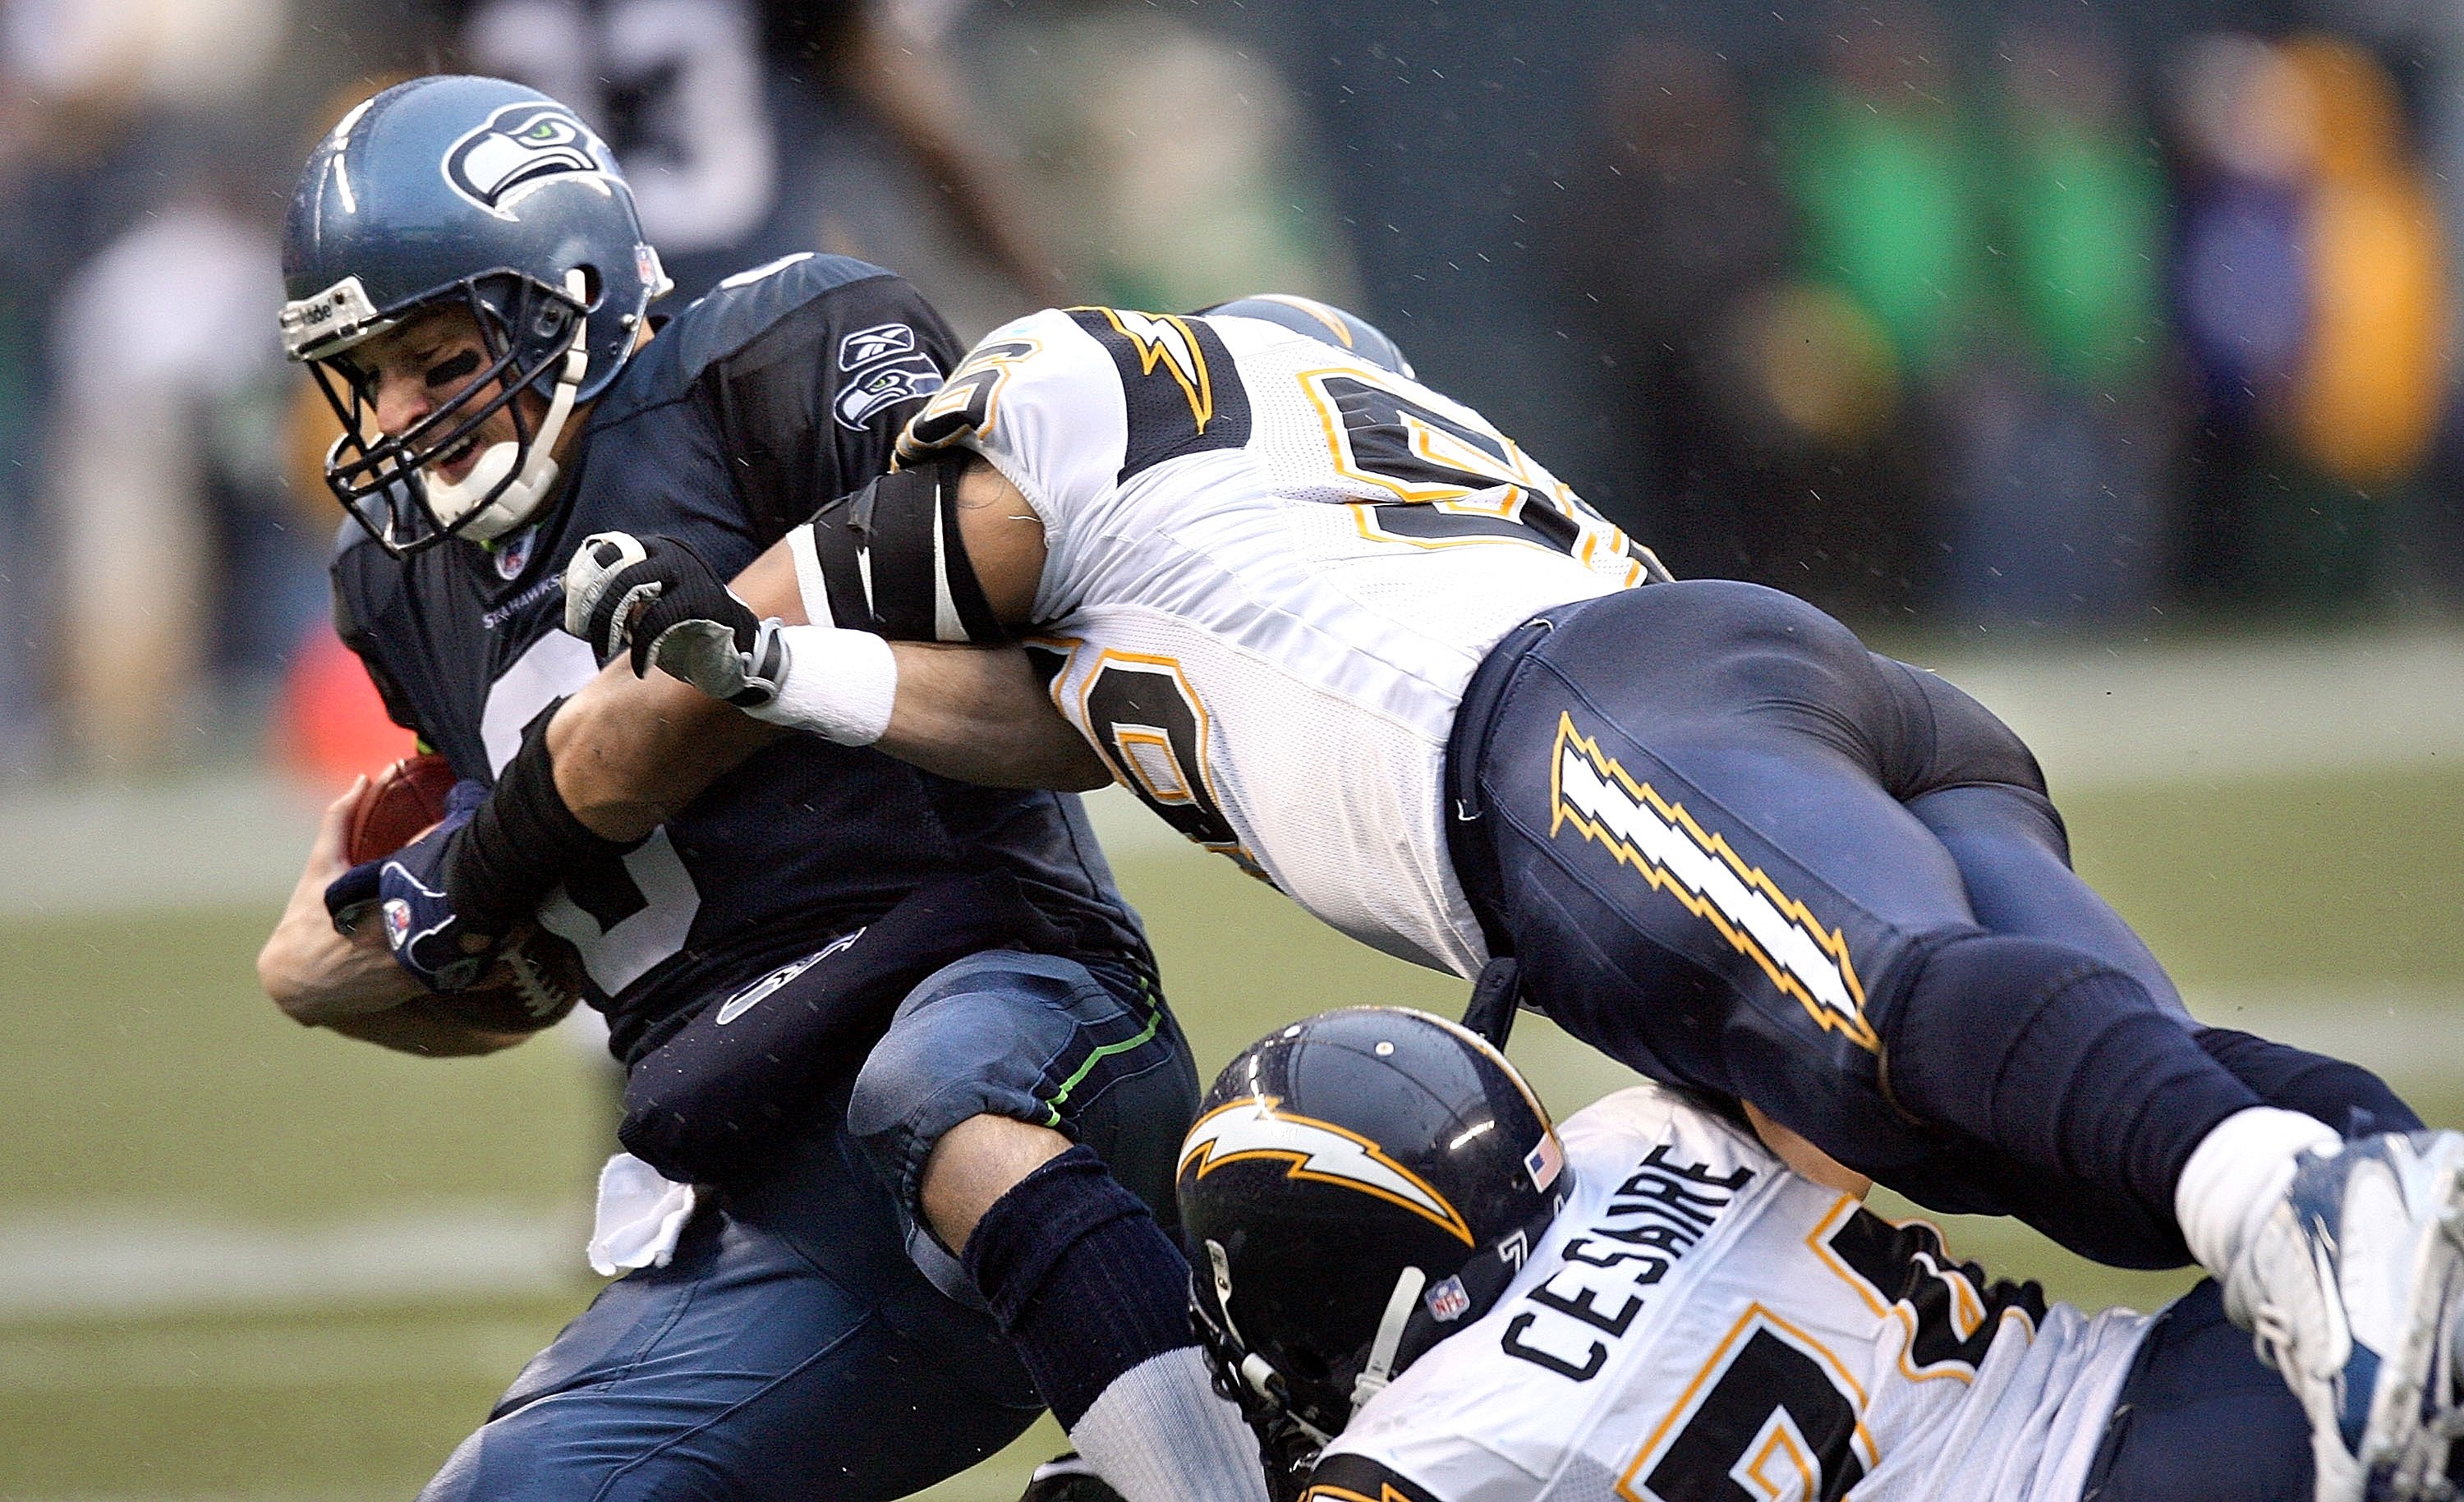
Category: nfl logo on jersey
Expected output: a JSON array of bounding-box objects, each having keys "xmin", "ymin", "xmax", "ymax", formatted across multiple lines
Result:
[
  {"xmin": 1423, "ymin": 1275, "xmax": 1472, "ymax": 1323},
  {"xmin": 383, "ymin": 898, "xmax": 412, "ymax": 950}
]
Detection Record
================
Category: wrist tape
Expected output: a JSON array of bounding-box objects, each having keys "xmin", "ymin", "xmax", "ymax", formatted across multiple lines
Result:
[{"xmin": 747, "ymin": 624, "xmax": 898, "ymax": 746}]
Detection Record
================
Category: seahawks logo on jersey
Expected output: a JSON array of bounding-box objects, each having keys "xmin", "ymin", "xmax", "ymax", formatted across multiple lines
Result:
[{"xmin": 444, "ymin": 103, "xmax": 613, "ymax": 218}]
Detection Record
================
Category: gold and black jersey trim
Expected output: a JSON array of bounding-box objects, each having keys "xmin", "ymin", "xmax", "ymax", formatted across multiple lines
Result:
[
  {"xmin": 1066, "ymin": 307, "xmax": 1253, "ymax": 481},
  {"xmin": 1303, "ymin": 1453, "xmax": 1449, "ymax": 1502}
]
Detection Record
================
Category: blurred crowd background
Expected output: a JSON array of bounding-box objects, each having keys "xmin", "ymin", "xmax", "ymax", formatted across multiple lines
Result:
[{"xmin": 2, "ymin": 0, "xmax": 2460, "ymax": 783}]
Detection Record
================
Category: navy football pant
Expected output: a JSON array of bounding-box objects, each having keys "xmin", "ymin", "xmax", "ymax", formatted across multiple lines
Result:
[
  {"xmin": 421, "ymin": 951, "xmax": 1198, "ymax": 1500},
  {"xmin": 1452, "ymin": 581, "xmax": 2356, "ymax": 1267},
  {"xmin": 2083, "ymin": 1279, "xmax": 2313, "ymax": 1500}
]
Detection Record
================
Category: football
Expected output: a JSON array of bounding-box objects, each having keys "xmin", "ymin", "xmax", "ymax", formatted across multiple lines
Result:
[
  {"xmin": 344, "ymin": 753, "xmax": 590, "ymax": 1033},
  {"xmin": 346, "ymin": 753, "xmax": 460, "ymax": 866}
]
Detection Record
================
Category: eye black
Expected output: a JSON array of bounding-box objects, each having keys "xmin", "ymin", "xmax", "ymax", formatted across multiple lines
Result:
[{"xmin": 426, "ymin": 350, "xmax": 484, "ymax": 389}]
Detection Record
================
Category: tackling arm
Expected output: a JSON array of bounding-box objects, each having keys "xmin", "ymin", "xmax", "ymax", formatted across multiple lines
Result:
[
  {"xmin": 543, "ymin": 615, "xmax": 1105, "ymax": 848},
  {"xmin": 555, "ymin": 455, "xmax": 1107, "ymax": 824}
]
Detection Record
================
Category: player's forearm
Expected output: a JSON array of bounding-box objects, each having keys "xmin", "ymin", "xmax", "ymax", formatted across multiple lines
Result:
[
  {"xmin": 547, "ymin": 657, "xmax": 782, "ymax": 842},
  {"xmin": 879, "ymin": 641, "xmax": 1112, "ymax": 791}
]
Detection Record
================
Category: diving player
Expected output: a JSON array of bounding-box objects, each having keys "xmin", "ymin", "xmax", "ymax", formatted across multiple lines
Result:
[
  {"xmin": 551, "ymin": 297, "xmax": 2464, "ymax": 1500},
  {"xmin": 1177, "ymin": 1007, "xmax": 2452, "ymax": 1502},
  {"xmin": 255, "ymin": 77, "xmax": 1262, "ymax": 1502}
]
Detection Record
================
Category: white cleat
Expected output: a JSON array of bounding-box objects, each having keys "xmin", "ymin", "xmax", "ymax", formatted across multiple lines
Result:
[{"xmin": 2222, "ymin": 1130, "xmax": 2464, "ymax": 1502}]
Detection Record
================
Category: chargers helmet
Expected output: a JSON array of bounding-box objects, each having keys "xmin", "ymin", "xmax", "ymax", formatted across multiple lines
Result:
[
  {"xmin": 1178, "ymin": 1007, "xmax": 1567, "ymax": 1471},
  {"xmin": 280, "ymin": 75, "xmax": 671, "ymax": 554},
  {"xmin": 1195, "ymin": 294, "xmax": 1416, "ymax": 379}
]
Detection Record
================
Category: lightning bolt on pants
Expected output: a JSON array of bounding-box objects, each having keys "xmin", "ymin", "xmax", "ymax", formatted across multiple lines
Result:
[{"xmin": 1446, "ymin": 581, "xmax": 2368, "ymax": 1269}]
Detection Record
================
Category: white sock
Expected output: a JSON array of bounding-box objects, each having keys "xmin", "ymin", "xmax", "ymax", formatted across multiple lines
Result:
[
  {"xmin": 2176, "ymin": 1105, "xmax": 2342, "ymax": 1276},
  {"xmin": 1068, "ymin": 1345, "xmax": 1271, "ymax": 1502}
]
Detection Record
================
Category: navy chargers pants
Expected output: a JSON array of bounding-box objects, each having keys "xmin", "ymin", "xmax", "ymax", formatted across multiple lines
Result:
[{"xmin": 1450, "ymin": 581, "xmax": 2393, "ymax": 1267}]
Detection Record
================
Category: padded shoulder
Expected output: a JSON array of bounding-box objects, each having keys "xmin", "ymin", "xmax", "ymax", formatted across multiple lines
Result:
[{"xmin": 595, "ymin": 252, "xmax": 905, "ymax": 418}]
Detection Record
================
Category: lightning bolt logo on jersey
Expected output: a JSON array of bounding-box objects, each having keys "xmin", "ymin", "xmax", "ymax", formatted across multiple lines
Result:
[
  {"xmin": 1180, "ymin": 1095, "xmax": 1475, "ymax": 1245},
  {"xmin": 898, "ymin": 305, "xmax": 1655, "ymax": 977}
]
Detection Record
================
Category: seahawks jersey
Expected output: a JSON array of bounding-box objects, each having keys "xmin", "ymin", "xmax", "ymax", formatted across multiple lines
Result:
[
  {"xmin": 896, "ymin": 308, "xmax": 1658, "ymax": 976},
  {"xmin": 1311, "ymin": 1086, "xmax": 2152, "ymax": 1502},
  {"xmin": 334, "ymin": 255, "xmax": 1147, "ymax": 1060}
]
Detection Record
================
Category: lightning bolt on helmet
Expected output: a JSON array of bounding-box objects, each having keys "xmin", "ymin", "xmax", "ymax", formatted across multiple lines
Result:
[
  {"xmin": 1178, "ymin": 1007, "xmax": 1567, "ymax": 1475},
  {"xmin": 279, "ymin": 75, "xmax": 672, "ymax": 556},
  {"xmin": 1194, "ymin": 294, "xmax": 1417, "ymax": 379}
]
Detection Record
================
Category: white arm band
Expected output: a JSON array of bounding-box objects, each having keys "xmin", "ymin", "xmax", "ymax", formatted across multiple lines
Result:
[{"xmin": 747, "ymin": 623, "xmax": 899, "ymax": 746}]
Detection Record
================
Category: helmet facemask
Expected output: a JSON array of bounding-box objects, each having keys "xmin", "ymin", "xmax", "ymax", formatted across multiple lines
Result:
[{"xmin": 300, "ymin": 267, "xmax": 591, "ymax": 558}]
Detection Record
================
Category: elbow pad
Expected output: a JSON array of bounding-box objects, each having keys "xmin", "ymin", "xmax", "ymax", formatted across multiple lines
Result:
[{"xmin": 790, "ymin": 455, "xmax": 1008, "ymax": 644}]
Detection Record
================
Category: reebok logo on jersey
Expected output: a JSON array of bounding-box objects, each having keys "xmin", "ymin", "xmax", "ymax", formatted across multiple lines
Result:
[
  {"xmin": 1547, "ymin": 714, "xmax": 1878, "ymax": 1052},
  {"xmin": 1179, "ymin": 1096, "xmax": 1473, "ymax": 1245},
  {"xmin": 839, "ymin": 323, "xmax": 919, "ymax": 370},
  {"xmin": 714, "ymin": 930, "xmax": 863, "ymax": 1025}
]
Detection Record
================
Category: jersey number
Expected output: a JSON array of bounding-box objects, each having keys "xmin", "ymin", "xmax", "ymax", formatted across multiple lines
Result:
[
  {"xmin": 1079, "ymin": 654, "xmax": 1241, "ymax": 852},
  {"xmin": 1309, "ymin": 370, "xmax": 1657, "ymax": 581},
  {"xmin": 1626, "ymin": 1309, "xmax": 1872, "ymax": 1502},
  {"xmin": 538, "ymin": 831, "xmax": 702, "ymax": 997}
]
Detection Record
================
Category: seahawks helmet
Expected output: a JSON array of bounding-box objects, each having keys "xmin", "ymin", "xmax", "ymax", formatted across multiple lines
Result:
[
  {"xmin": 1196, "ymin": 294, "xmax": 1416, "ymax": 379},
  {"xmin": 280, "ymin": 75, "xmax": 671, "ymax": 555},
  {"xmin": 1179, "ymin": 1008, "xmax": 1567, "ymax": 1469}
]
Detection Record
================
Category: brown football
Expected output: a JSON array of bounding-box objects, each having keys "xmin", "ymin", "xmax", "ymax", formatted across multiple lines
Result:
[
  {"xmin": 343, "ymin": 753, "xmax": 589, "ymax": 1033},
  {"xmin": 346, "ymin": 753, "xmax": 460, "ymax": 866}
]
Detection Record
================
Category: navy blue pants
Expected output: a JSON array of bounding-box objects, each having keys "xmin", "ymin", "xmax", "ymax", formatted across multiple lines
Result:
[
  {"xmin": 421, "ymin": 951, "xmax": 1199, "ymax": 1500},
  {"xmin": 2084, "ymin": 1280, "xmax": 2313, "ymax": 1500},
  {"xmin": 1450, "ymin": 581, "xmax": 2375, "ymax": 1265}
]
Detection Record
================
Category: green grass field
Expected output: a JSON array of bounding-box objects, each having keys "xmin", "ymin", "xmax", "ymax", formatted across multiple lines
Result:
[{"xmin": 1, "ymin": 760, "xmax": 2458, "ymax": 1499}]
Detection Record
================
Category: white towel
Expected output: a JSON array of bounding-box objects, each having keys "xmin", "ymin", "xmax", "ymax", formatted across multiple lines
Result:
[{"xmin": 586, "ymin": 1152, "xmax": 701, "ymax": 1276}]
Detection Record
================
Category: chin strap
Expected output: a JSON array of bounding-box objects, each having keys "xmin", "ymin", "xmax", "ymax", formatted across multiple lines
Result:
[
  {"xmin": 425, "ymin": 269, "xmax": 591, "ymax": 542},
  {"xmin": 1349, "ymin": 1265, "xmax": 1427, "ymax": 1410}
]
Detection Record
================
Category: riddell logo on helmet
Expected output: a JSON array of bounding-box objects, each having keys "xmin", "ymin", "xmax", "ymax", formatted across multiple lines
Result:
[{"xmin": 443, "ymin": 103, "xmax": 610, "ymax": 219}]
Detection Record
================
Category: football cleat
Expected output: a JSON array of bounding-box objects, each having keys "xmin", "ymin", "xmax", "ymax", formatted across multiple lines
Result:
[
  {"xmin": 1017, "ymin": 1453, "xmax": 1126, "ymax": 1502},
  {"xmin": 2222, "ymin": 1130, "xmax": 2464, "ymax": 1502}
]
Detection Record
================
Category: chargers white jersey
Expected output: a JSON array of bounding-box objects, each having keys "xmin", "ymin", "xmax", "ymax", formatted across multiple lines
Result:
[
  {"xmin": 897, "ymin": 308, "xmax": 1658, "ymax": 975},
  {"xmin": 1309, "ymin": 1086, "xmax": 2155, "ymax": 1502}
]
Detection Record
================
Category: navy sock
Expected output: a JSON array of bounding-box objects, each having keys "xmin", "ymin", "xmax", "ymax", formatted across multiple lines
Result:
[
  {"xmin": 2194, "ymin": 1027, "xmax": 2423, "ymax": 1137},
  {"xmin": 1884, "ymin": 934, "xmax": 2263, "ymax": 1237},
  {"xmin": 963, "ymin": 1143, "xmax": 1197, "ymax": 1429}
]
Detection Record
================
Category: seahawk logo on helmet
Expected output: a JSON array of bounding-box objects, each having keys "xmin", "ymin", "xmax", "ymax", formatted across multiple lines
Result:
[{"xmin": 444, "ymin": 103, "xmax": 610, "ymax": 218}]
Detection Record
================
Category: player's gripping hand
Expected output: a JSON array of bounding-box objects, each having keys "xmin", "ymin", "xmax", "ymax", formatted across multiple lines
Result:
[
  {"xmin": 562, "ymin": 531, "xmax": 788, "ymax": 707},
  {"xmin": 322, "ymin": 779, "xmax": 502, "ymax": 992}
]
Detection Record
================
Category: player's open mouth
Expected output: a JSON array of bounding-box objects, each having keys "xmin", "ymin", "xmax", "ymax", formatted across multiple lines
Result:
[{"xmin": 430, "ymin": 434, "xmax": 482, "ymax": 481}]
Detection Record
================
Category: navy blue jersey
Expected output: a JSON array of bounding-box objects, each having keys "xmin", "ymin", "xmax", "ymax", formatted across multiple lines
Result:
[{"xmin": 333, "ymin": 254, "xmax": 1148, "ymax": 1059}]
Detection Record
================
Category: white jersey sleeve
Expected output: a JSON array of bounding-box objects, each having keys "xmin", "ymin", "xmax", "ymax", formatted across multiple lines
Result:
[
  {"xmin": 1312, "ymin": 1086, "xmax": 2158, "ymax": 1502},
  {"xmin": 896, "ymin": 307, "xmax": 1661, "ymax": 975}
]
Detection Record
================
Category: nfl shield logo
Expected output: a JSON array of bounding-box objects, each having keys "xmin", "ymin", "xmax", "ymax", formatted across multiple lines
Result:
[
  {"xmin": 494, "ymin": 526, "xmax": 536, "ymax": 581},
  {"xmin": 382, "ymin": 898, "xmax": 413, "ymax": 951},
  {"xmin": 1424, "ymin": 1275, "xmax": 1472, "ymax": 1322}
]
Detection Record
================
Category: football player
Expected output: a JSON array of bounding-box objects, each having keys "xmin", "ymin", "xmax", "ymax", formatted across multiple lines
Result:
[
  {"xmin": 253, "ymin": 77, "xmax": 1266, "ymax": 1502},
  {"xmin": 1176, "ymin": 1007, "xmax": 2457, "ymax": 1502},
  {"xmin": 546, "ymin": 296, "xmax": 2464, "ymax": 1499}
]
